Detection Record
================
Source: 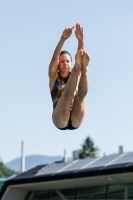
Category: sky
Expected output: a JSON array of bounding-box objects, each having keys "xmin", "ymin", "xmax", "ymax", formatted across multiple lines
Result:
[{"xmin": 0, "ymin": 0, "xmax": 133, "ymax": 163}]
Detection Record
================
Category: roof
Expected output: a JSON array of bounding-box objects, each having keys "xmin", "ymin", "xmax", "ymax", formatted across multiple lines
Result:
[
  {"xmin": 0, "ymin": 175, "xmax": 16, "ymax": 184},
  {"xmin": 1, "ymin": 152, "xmax": 133, "ymax": 198}
]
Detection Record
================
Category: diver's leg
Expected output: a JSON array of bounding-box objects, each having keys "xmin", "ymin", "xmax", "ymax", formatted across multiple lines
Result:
[{"xmin": 70, "ymin": 51, "xmax": 90, "ymax": 128}]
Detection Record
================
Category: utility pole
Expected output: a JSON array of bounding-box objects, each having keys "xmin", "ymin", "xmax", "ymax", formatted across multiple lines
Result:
[
  {"xmin": 64, "ymin": 149, "xmax": 67, "ymax": 163},
  {"xmin": 21, "ymin": 141, "xmax": 25, "ymax": 172}
]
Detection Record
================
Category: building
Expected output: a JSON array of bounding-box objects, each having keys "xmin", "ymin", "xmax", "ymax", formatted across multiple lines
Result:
[
  {"xmin": 0, "ymin": 152, "xmax": 133, "ymax": 199},
  {"xmin": 0, "ymin": 175, "xmax": 16, "ymax": 191}
]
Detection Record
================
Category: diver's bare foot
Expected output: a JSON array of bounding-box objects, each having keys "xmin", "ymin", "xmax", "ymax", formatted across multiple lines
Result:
[
  {"xmin": 82, "ymin": 51, "xmax": 90, "ymax": 73},
  {"xmin": 74, "ymin": 49, "xmax": 83, "ymax": 72}
]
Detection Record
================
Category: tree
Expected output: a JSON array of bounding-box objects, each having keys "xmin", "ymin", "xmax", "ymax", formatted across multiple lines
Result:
[
  {"xmin": 0, "ymin": 161, "xmax": 17, "ymax": 178},
  {"xmin": 79, "ymin": 136, "xmax": 98, "ymax": 159}
]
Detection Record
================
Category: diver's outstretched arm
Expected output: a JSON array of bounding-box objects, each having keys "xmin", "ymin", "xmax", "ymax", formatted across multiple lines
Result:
[
  {"xmin": 75, "ymin": 23, "xmax": 84, "ymax": 51},
  {"xmin": 48, "ymin": 27, "xmax": 74, "ymax": 78}
]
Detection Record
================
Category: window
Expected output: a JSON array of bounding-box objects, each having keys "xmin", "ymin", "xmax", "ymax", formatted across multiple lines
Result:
[
  {"xmin": 107, "ymin": 184, "xmax": 125, "ymax": 199},
  {"xmin": 25, "ymin": 184, "xmax": 128, "ymax": 200},
  {"xmin": 76, "ymin": 186, "xmax": 107, "ymax": 199},
  {"xmin": 128, "ymin": 184, "xmax": 133, "ymax": 199}
]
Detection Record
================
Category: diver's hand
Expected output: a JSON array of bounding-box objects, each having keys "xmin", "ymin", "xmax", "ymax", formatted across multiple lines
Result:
[
  {"xmin": 75, "ymin": 23, "xmax": 84, "ymax": 41},
  {"xmin": 62, "ymin": 26, "xmax": 74, "ymax": 39}
]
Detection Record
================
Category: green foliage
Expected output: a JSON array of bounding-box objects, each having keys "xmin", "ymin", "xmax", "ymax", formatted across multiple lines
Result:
[
  {"xmin": 0, "ymin": 161, "xmax": 16, "ymax": 178},
  {"xmin": 79, "ymin": 136, "xmax": 98, "ymax": 159}
]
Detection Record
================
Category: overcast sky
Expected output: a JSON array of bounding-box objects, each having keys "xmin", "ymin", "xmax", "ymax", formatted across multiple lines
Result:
[{"xmin": 0, "ymin": 0, "xmax": 133, "ymax": 163}]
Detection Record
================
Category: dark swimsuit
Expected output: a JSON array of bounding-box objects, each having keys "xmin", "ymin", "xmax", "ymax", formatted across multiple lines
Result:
[{"xmin": 51, "ymin": 73, "xmax": 77, "ymax": 130}]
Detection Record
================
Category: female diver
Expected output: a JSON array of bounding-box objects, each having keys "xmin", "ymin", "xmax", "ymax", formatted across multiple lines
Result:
[{"xmin": 49, "ymin": 23, "xmax": 90, "ymax": 130}]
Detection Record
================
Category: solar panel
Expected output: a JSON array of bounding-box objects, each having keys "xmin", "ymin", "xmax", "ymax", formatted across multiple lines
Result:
[
  {"xmin": 111, "ymin": 152, "xmax": 133, "ymax": 165},
  {"xmin": 36, "ymin": 162, "xmax": 70, "ymax": 176},
  {"xmin": 83, "ymin": 154, "xmax": 118, "ymax": 169},
  {"xmin": 62, "ymin": 157, "xmax": 95, "ymax": 172},
  {"xmin": 36, "ymin": 153, "xmax": 133, "ymax": 176}
]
